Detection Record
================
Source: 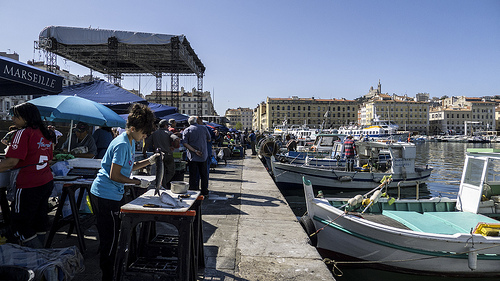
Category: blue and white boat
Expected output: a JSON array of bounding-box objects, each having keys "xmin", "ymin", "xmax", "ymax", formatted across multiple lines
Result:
[
  {"xmin": 300, "ymin": 148, "xmax": 500, "ymax": 277},
  {"xmin": 337, "ymin": 119, "xmax": 400, "ymax": 139},
  {"xmin": 272, "ymin": 140, "xmax": 430, "ymax": 190}
]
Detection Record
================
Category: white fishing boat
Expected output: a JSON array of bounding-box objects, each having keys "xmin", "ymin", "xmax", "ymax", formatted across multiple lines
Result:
[
  {"xmin": 300, "ymin": 148, "xmax": 500, "ymax": 277},
  {"xmin": 276, "ymin": 134, "xmax": 346, "ymax": 166},
  {"xmin": 337, "ymin": 118, "xmax": 400, "ymax": 139},
  {"xmin": 272, "ymin": 140, "xmax": 431, "ymax": 190}
]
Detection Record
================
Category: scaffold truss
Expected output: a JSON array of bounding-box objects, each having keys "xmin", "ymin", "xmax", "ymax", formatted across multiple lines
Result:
[{"xmin": 35, "ymin": 26, "xmax": 205, "ymax": 114}]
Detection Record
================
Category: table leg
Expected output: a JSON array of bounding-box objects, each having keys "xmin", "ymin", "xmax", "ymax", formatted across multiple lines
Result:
[
  {"xmin": 66, "ymin": 188, "xmax": 86, "ymax": 252},
  {"xmin": 45, "ymin": 188, "xmax": 68, "ymax": 248}
]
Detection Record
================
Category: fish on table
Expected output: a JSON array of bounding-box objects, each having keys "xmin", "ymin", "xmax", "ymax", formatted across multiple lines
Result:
[{"xmin": 155, "ymin": 148, "xmax": 164, "ymax": 196}]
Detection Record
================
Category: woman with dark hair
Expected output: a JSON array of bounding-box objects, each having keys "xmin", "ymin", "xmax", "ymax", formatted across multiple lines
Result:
[
  {"xmin": 90, "ymin": 103, "xmax": 158, "ymax": 281},
  {"xmin": 0, "ymin": 102, "xmax": 55, "ymax": 248}
]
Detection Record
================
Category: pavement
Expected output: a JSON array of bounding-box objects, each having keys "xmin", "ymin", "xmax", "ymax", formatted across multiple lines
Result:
[{"xmin": 49, "ymin": 151, "xmax": 334, "ymax": 280}]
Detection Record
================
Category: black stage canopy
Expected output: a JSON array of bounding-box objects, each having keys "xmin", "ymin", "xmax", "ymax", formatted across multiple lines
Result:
[
  {"xmin": 0, "ymin": 56, "xmax": 63, "ymax": 96},
  {"xmin": 38, "ymin": 26, "xmax": 205, "ymax": 77}
]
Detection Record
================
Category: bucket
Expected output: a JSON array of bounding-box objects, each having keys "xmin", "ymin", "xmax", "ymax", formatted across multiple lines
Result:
[{"xmin": 171, "ymin": 181, "xmax": 189, "ymax": 194}]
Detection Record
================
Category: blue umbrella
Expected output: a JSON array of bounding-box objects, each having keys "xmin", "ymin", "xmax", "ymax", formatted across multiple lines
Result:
[
  {"xmin": 30, "ymin": 95, "xmax": 126, "ymax": 152},
  {"xmin": 29, "ymin": 95, "xmax": 126, "ymax": 128}
]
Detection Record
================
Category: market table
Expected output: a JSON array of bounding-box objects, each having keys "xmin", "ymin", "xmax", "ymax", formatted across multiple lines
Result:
[
  {"xmin": 114, "ymin": 189, "xmax": 204, "ymax": 281},
  {"xmin": 45, "ymin": 179, "xmax": 94, "ymax": 252},
  {"xmin": 45, "ymin": 175, "xmax": 154, "ymax": 252}
]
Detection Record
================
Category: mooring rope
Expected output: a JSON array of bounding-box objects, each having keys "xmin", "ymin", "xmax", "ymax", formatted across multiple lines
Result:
[{"xmin": 323, "ymin": 243, "xmax": 500, "ymax": 276}]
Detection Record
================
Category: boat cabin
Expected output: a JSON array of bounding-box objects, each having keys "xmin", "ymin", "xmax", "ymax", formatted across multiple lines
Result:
[
  {"xmin": 310, "ymin": 134, "xmax": 346, "ymax": 153},
  {"xmin": 457, "ymin": 148, "xmax": 500, "ymax": 216},
  {"xmin": 355, "ymin": 141, "xmax": 416, "ymax": 174}
]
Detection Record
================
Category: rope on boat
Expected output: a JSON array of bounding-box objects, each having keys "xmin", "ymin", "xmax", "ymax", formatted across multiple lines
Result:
[
  {"xmin": 309, "ymin": 178, "xmax": 392, "ymax": 238},
  {"xmin": 322, "ymin": 243, "xmax": 500, "ymax": 277},
  {"xmin": 309, "ymin": 213, "xmax": 345, "ymax": 238}
]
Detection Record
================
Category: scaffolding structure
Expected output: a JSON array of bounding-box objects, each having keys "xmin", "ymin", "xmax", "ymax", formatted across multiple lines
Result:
[{"xmin": 35, "ymin": 26, "xmax": 205, "ymax": 115}]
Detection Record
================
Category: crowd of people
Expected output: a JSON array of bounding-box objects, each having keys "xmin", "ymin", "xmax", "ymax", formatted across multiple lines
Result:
[
  {"xmin": 0, "ymin": 99, "xmax": 362, "ymax": 281},
  {"xmin": 0, "ymin": 102, "xmax": 250, "ymax": 280}
]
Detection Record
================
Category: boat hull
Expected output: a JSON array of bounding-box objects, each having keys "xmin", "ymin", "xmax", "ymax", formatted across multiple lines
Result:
[
  {"xmin": 272, "ymin": 160, "xmax": 431, "ymax": 190},
  {"xmin": 308, "ymin": 200, "xmax": 500, "ymax": 277}
]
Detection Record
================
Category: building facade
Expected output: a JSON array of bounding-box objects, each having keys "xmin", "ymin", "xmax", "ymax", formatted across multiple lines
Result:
[
  {"xmin": 361, "ymin": 94, "xmax": 430, "ymax": 134},
  {"xmin": 146, "ymin": 87, "xmax": 217, "ymax": 117},
  {"xmin": 252, "ymin": 102, "xmax": 267, "ymax": 132},
  {"xmin": 225, "ymin": 107, "xmax": 253, "ymax": 130},
  {"xmin": 429, "ymin": 96, "xmax": 496, "ymax": 135},
  {"xmin": 255, "ymin": 96, "xmax": 359, "ymax": 131}
]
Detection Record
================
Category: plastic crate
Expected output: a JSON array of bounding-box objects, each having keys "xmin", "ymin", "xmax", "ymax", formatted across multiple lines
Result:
[{"xmin": 474, "ymin": 223, "xmax": 500, "ymax": 236}]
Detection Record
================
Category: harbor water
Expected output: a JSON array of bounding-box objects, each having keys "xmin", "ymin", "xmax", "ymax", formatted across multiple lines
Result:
[{"xmin": 278, "ymin": 141, "xmax": 500, "ymax": 281}]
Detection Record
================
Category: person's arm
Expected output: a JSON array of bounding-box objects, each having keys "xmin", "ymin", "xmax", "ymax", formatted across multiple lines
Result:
[
  {"xmin": 110, "ymin": 162, "xmax": 141, "ymax": 185},
  {"xmin": 0, "ymin": 157, "xmax": 19, "ymax": 173},
  {"xmin": 132, "ymin": 158, "xmax": 152, "ymax": 171},
  {"xmin": 184, "ymin": 143, "xmax": 203, "ymax": 157}
]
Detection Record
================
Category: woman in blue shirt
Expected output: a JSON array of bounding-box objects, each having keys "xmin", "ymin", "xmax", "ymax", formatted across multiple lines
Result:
[{"xmin": 90, "ymin": 103, "xmax": 156, "ymax": 281}]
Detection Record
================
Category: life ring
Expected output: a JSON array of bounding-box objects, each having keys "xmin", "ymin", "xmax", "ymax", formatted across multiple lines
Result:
[{"xmin": 299, "ymin": 215, "xmax": 317, "ymax": 246}]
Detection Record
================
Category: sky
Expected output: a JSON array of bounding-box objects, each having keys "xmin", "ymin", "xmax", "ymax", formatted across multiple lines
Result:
[{"xmin": 1, "ymin": 0, "xmax": 499, "ymax": 115}]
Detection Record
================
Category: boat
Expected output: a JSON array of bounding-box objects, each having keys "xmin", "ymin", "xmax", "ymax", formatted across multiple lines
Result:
[
  {"xmin": 337, "ymin": 118, "xmax": 401, "ymax": 139},
  {"xmin": 299, "ymin": 148, "xmax": 500, "ymax": 277},
  {"xmin": 271, "ymin": 140, "xmax": 431, "ymax": 190},
  {"xmin": 276, "ymin": 134, "xmax": 346, "ymax": 166}
]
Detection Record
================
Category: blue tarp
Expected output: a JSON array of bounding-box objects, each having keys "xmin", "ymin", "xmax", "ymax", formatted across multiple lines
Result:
[
  {"xmin": 119, "ymin": 103, "xmax": 179, "ymax": 121},
  {"xmin": 206, "ymin": 122, "xmax": 229, "ymax": 132},
  {"xmin": 59, "ymin": 80, "xmax": 147, "ymax": 113},
  {"xmin": 158, "ymin": 113, "xmax": 189, "ymax": 123},
  {"xmin": 148, "ymin": 102, "xmax": 177, "ymax": 117},
  {"xmin": 0, "ymin": 56, "xmax": 63, "ymax": 96}
]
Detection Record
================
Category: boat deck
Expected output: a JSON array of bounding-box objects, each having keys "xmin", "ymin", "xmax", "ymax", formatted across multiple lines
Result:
[
  {"xmin": 352, "ymin": 212, "xmax": 412, "ymax": 230},
  {"xmin": 350, "ymin": 210, "xmax": 500, "ymax": 235}
]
